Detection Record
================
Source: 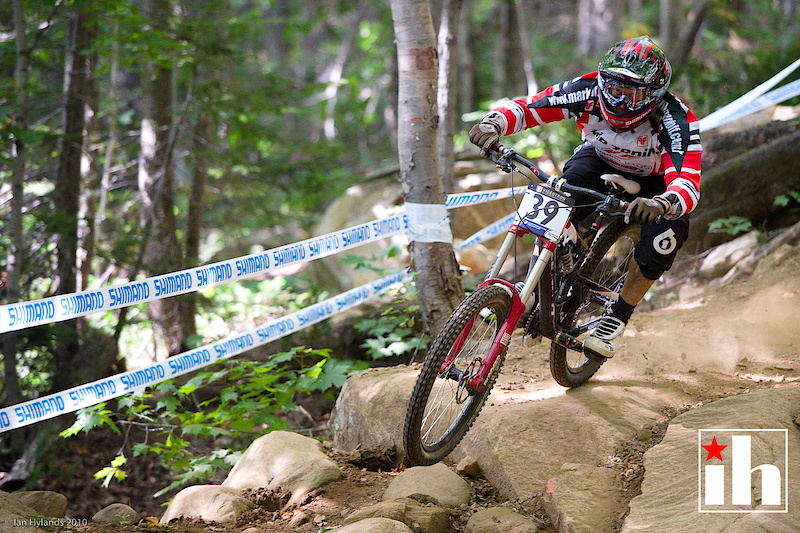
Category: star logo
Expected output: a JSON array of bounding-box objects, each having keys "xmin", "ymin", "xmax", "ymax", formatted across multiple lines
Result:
[{"xmin": 702, "ymin": 436, "xmax": 727, "ymax": 461}]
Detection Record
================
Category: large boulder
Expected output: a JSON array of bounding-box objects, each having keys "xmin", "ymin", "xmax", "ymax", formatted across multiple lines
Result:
[
  {"xmin": 542, "ymin": 464, "xmax": 618, "ymax": 533},
  {"xmin": 697, "ymin": 231, "xmax": 759, "ymax": 279},
  {"xmin": 222, "ymin": 430, "xmax": 342, "ymax": 506},
  {"xmin": 382, "ymin": 464, "xmax": 473, "ymax": 509},
  {"xmin": 0, "ymin": 490, "xmax": 46, "ymax": 533},
  {"xmin": 623, "ymin": 387, "xmax": 800, "ymax": 532},
  {"xmin": 466, "ymin": 507, "xmax": 539, "ymax": 533},
  {"xmin": 12, "ymin": 491, "xmax": 67, "ymax": 518},
  {"xmin": 161, "ymin": 485, "xmax": 253, "ymax": 524},
  {"xmin": 455, "ymin": 382, "xmax": 694, "ymax": 502},
  {"xmin": 330, "ymin": 366, "xmax": 419, "ymax": 454},
  {"xmin": 336, "ymin": 517, "xmax": 415, "ymax": 533},
  {"xmin": 344, "ymin": 497, "xmax": 453, "ymax": 533}
]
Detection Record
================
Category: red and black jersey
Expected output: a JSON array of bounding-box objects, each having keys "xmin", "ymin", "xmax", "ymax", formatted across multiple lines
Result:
[{"xmin": 486, "ymin": 72, "xmax": 702, "ymax": 217}]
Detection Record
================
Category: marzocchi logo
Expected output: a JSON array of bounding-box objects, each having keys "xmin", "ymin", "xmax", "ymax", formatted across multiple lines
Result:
[{"xmin": 698, "ymin": 429, "xmax": 788, "ymax": 513}]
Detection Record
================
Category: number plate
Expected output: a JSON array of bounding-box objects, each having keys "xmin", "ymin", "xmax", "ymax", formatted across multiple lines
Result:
[{"xmin": 516, "ymin": 184, "xmax": 574, "ymax": 241}]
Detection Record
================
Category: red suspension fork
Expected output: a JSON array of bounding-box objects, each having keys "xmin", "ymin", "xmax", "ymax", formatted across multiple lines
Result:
[{"xmin": 468, "ymin": 240, "xmax": 557, "ymax": 391}]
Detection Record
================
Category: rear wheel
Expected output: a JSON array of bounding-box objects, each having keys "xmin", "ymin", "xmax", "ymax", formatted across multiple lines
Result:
[
  {"xmin": 404, "ymin": 284, "xmax": 511, "ymax": 465},
  {"xmin": 549, "ymin": 220, "xmax": 640, "ymax": 387}
]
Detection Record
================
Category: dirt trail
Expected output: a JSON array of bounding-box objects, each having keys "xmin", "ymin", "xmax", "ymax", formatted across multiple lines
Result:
[{"xmin": 497, "ymin": 245, "xmax": 800, "ymax": 404}]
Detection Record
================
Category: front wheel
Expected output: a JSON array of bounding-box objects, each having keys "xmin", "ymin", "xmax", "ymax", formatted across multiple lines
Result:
[
  {"xmin": 549, "ymin": 220, "xmax": 640, "ymax": 388},
  {"xmin": 403, "ymin": 284, "xmax": 511, "ymax": 465}
]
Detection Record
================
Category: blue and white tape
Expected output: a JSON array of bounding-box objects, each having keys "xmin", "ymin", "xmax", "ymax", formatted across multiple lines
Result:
[
  {"xmin": 0, "ymin": 186, "xmax": 524, "ymax": 334},
  {"xmin": 0, "ymin": 270, "xmax": 412, "ymax": 433},
  {"xmin": 699, "ymin": 57, "xmax": 800, "ymax": 132}
]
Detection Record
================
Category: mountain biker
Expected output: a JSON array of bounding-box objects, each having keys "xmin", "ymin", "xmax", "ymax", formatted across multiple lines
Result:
[{"xmin": 469, "ymin": 36, "xmax": 701, "ymax": 359}]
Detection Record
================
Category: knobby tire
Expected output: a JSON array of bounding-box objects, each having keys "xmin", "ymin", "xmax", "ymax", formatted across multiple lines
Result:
[
  {"xmin": 403, "ymin": 284, "xmax": 512, "ymax": 465},
  {"xmin": 549, "ymin": 219, "xmax": 640, "ymax": 388}
]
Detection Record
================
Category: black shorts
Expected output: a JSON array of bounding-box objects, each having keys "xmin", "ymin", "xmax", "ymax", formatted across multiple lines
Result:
[{"xmin": 561, "ymin": 144, "xmax": 689, "ymax": 280}]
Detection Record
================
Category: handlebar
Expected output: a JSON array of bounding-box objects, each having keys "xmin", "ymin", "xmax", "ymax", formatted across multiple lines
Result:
[{"xmin": 490, "ymin": 144, "xmax": 630, "ymax": 215}]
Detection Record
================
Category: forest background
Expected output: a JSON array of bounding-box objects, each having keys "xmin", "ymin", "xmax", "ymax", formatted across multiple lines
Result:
[{"xmin": 1, "ymin": 0, "xmax": 799, "ymax": 502}]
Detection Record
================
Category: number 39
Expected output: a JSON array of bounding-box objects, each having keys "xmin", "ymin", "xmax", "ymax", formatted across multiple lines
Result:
[{"xmin": 526, "ymin": 194, "xmax": 561, "ymax": 225}]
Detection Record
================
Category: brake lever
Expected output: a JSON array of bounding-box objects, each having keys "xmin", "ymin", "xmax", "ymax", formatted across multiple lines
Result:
[{"xmin": 491, "ymin": 145, "xmax": 517, "ymax": 173}]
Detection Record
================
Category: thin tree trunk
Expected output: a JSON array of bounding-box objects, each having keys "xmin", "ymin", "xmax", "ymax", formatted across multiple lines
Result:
[
  {"xmin": 78, "ymin": 27, "xmax": 99, "ymax": 291},
  {"xmin": 437, "ymin": 0, "xmax": 464, "ymax": 196},
  {"xmin": 390, "ymin": 0, "xmax": 464, "ymax": 337},
  {"xmin": 53, "ymin": 8, "xmax": 93, "ymax": 391},
  {"xmin": 492, "ymin": 2, "xmax": 511, "ymax": 98},
  {"xmin": 513, "ymin": 0, "xmax": 538, "ymax": 96},
  {"xmin": 578, "ymin": 0, "xmax": 621, "ymax": 58},
  {"xmin": 139, "ymin": 0, "xmax": 190, "ymax": 358},
  {"xmin": 3, "ymin": 0, "xmax": 28, "ymax": 410},
  {"xmin": 95, "ymin": 26, "xmax": 119, "ymax": 277},
  {"xmin": 457, "ymin": 4, "xmax": 474, "ymax": 116},
  {"xmin": 671, "ymin": 0, "xmax": 707, "ymax": 69}
]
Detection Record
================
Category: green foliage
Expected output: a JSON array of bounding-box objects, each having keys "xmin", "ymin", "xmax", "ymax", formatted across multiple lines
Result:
[
  {"xmin": 709, "ymin": 215, "xmax": 754, "ymax": 236},
  {"xmin": 354, "ymin": 304, "xmax": 429, "ymax": 360},
  {"xmin": 61, "ymin": 348, "xmax": 366, "ymax": 496},
  {"xmin": 774, "ymin": 190, "xmax": 800, "ymax": 208}
]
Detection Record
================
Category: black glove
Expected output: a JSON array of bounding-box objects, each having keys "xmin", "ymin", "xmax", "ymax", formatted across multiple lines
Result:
[
  {"xmin": 624, "ymin": 197, "xmax": 668, "ymax": 225},
  {"xmin": 468, "ymin": 113, "xmax": 503, "ymax": 157}
]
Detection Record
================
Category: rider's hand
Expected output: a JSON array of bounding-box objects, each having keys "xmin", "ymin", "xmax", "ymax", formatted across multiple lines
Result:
[
  {"xmin": 624, "ymin": 197, "xmax": 668, "ymax": 225},
  {"xmin": 468, "ymin": 113, "xmax": 503, "ymax": 157}
]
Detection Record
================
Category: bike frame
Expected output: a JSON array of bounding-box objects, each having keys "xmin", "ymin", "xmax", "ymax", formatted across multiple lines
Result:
[{"xmin": 440, "ymin": 215, "xmax": 560, "ymax": 392}]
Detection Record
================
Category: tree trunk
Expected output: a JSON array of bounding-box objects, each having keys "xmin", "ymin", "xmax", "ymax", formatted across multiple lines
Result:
[
  {"xmin": 457, "ymin": 4, "xmax": 474, "ymax": 116},
  {"xmin": 671, "ymin": 0, "xmax": 707, "ymax": 69},
  {"xmin": 95, "ymin": 24, "xmax": 120, "ymax": 277},
  {"xmin": 390, "ymin": 0, "xmax": 464, "ymax": 337},
  {"xmin": 53, "ymin": 8, "xmax": 93, "ymax": 391},
  {"xmin": 78, "ymin": 25, "xmax": 99, "ymax": 291},
  {"xmin": 437, "ymin": 0, "xmax": 464, "ymax": 196},
  {"xmin": 578, "ymin": 0, "xmax": 621, "ymax": 58},
  {"xmin": 513, "ymin": 0, "xmax": 537, "ymax": 96},
  {"xmin": 138, "ymin": 0, "xmax": 191, "ymax": 357},
  {"xmin": 3, "ymin": 0, "xmax": 28, "ymax": 410}
]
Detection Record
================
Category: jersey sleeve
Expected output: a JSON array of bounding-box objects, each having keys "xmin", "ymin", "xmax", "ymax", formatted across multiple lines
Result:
[
  {"xmin": 656, "ymin": 96, "xmax": 702, "ymax": 219},
  {"xmin": 484, "ymin": 73, "xmax": 598, "ymax": 136}
]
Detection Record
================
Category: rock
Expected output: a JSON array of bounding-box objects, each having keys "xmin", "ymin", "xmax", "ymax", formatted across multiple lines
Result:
[
  {"xmin": 13, "ymin": 491, "xmax": 67, "ymax": 518},
  {"xmin": 542, "ymin": 464, "xmax": 618, "ymax": 533},
  {"xmin": 344, "ymin": 497, "xmax": 452, "ymax": 533},
  {"xmin": 698, "ymin": 231, "xmax": 759, "ymax": 279},
  {"xmin": 92, "ymin": 503, "xmax": 139, "ymax": 524},
  {"xmin": 222, "ymin": 430, "xmax": 342, "ymax": 506},
  {"xmin": 0, "ymin": 490, "xmax": 46, "ymax": 533},
  {"xmin": 636, "ymin": 427, "xmax": 653, "ymax": 442},
  {"xmin": 753, "ymin": 243, "xmax": 798, "ymax": 277},
  {"xmin": 383, "ymin": 464, "xmax": 473, "ymax": 509},
  {"xmin": 456, "ymin": 456, "xmax": 482, "ymax": 478},
  {"xmin": 241, "ymin": 528, "xmax": 263, "ymax": 533},
  {"xmin": 160, "ymin": 485, "xmax": 253, "ymax": 524},
  {"xmin": 465, "ymin": 507, "xmax": 539, "ymax": 533},
  {"xmin": 330, "ymin": 366, "xmax": 419, "ymax": 453},
  {"xmin": 336, "ymin": 517, "xmax": 415, "ymax": 533},
  {"xmin": 457, "ymin": 382, "xmax": 693, "ymax": 502},
  {"xmin": 623, "ymin": 388, "xmax": 800, "ymax": 532}
]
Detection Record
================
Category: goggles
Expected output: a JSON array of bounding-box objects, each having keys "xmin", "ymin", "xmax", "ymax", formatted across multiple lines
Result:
[{"xmin": 598, "ymin": 75, "xmax": 657, "ymax": 117}]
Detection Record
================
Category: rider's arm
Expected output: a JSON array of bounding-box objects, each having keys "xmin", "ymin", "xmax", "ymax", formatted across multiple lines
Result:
[
  {"xmin": 655, "ymin": 97, "xmax": 702, "ymax": 219},
  {"xmin": 480, "ymin": 73, "xmax": 598, "ymax": 136}
]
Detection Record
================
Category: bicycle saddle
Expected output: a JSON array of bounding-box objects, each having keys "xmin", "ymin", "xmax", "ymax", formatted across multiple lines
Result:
[{"xmin": 600, "ymin": 174, "xmax": 641, "ymax": 195}]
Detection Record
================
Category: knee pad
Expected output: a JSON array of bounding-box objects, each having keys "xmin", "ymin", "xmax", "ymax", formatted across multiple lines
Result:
[{"xmin": 634, "ymin": 218, "xmax": 690, "ymax": 280}]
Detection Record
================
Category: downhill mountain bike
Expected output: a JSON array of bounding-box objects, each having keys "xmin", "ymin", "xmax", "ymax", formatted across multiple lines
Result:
[{"xmin": 403, "ymin": 145, "xmax": 643, "ymax": 465}]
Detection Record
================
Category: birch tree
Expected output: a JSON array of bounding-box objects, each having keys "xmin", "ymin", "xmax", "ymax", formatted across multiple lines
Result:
[{"xmin": 390, "ymin": 0, "xmax": 464, "ymax": 337}]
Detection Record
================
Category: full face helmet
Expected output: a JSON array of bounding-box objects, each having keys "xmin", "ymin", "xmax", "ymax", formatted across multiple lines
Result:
[{"xmin": 597, "ymin": 36, "xmax": 672, "ymax": 130}]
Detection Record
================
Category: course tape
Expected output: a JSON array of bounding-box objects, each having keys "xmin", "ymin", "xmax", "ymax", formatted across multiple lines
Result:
[
  {"xmin": 0, "ymin": 270, "xmax": 412, "ymax": 433},
  {"xmin": 699, "ymin": 57, "xmax": 800, "ymax": 131},
  {"xmin": 455, "ymin": 213, "xmax": 516, "ymax": 251},
  {"xmin": 0, "ymin": 186, "xmax": 523, "ymax": 334}
]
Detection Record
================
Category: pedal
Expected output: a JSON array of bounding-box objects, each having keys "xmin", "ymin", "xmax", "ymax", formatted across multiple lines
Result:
[{"xmin": 583, "ymin": 348, "xmax": 609, "ymax": 363}]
